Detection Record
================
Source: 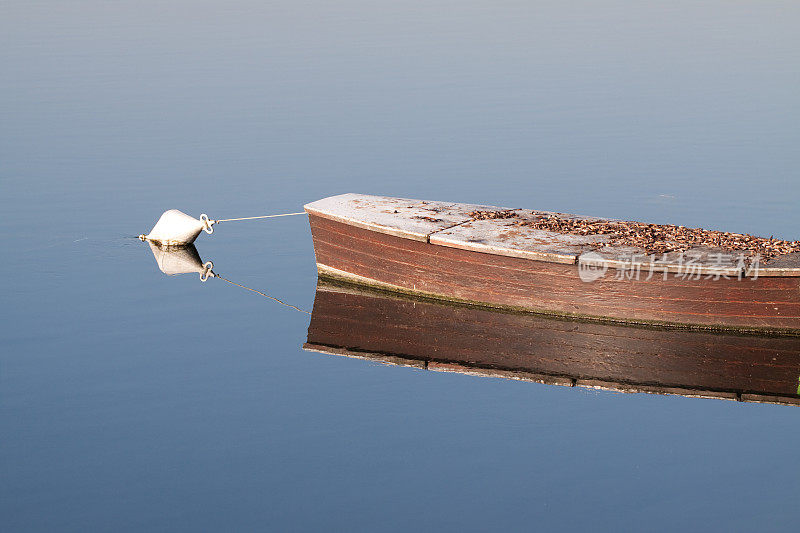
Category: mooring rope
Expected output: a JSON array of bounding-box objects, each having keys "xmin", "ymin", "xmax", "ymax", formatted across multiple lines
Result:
[
  {"xmin": 214, "ymin": 212, "xmax": 307, "ymax": 223},
  {"xmin": 200, "ymin": 212, "xmax": 307, "ymax": 234},
  {"xmin": 214, "ymin": 274, "xmax": 311, "ymax": 315},
  {"xmin": 201, "ymin": 212, "xmax": 311, "ymax": 313}
]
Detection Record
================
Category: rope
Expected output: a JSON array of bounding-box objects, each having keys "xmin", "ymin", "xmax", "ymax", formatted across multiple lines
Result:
[
  {"xmin": 214, "ymin": 212, "xmax": 307, "ymax": 223},
  {"xmin": 199, "ymin": 211, "xmax": 307, "ymax": 235},
  {"xmin": 215, "ymin": 275, "xmax": 311, "ymax": 315}
]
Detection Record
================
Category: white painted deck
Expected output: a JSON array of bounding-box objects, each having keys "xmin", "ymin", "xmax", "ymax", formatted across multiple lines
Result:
[{"xmin": 304, "ymin": 193, "xmax": 506, "ymax": 241}]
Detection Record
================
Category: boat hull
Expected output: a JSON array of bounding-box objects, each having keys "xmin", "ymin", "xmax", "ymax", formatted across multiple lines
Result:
[{"xmin": 308, "ymin": 214, "xmax": 800, "ymax": 335}]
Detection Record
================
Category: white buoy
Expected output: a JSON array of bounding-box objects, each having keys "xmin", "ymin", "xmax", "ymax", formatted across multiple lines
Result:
[
  {"xmin": 139, "ymin": 209, "xmax": 211, "ymax": 245},
  {"xmin": 139, "ymin": 208, "xmax": 306, "ymax": 245}
]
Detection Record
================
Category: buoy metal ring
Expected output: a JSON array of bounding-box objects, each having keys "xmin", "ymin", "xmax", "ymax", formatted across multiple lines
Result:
[
  {"xmin": 200, "ymin": 261, "xmax": 214, "ymax": 282},
  {"xmin": 200, "ymin": 214, "xmax": 214, "ymax": 234}
]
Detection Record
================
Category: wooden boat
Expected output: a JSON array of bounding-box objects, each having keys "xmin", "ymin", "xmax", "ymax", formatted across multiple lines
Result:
[
  {"xmin": 304, "ymin": 279, "xmax": 800, "ymax": 406},
  {"xmin": 305, "ymin": 194, "xmax": 800, "ymax": 335}
]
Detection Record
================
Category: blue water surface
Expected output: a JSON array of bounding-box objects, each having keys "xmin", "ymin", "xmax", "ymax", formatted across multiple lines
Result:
[{"xmin": 2, "ymin": 1, "xmax": 799, "ymax": 531}]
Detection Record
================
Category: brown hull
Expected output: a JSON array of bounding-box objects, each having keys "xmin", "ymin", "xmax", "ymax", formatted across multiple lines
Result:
[
  {"xmin": 305, "ymin": 280, "xmax": 800, "ymax": 406},
  {"xmin": 309, "ymin": 214, "xmax": 800, "ymax": 334}
]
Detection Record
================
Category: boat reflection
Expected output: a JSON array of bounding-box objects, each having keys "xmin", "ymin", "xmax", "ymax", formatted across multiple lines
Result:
[{"xmin": 305, "ymin": 279, "xmax": 800, "ymax": 406}]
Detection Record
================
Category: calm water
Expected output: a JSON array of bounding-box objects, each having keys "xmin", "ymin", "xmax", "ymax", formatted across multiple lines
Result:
[{"xmin": 2, "ymin": 1, "xmax": 800, "ymax": 531}]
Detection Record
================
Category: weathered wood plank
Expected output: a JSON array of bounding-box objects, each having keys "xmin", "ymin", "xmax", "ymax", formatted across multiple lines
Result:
[
  {"xmin": 429, "ymin": 215, "xmax": 608, "ymax": 264},
  {"xmin": 748, "ymin": 252, "xmax": 800, "ymax": 277},
  {"xmin": 585, "ymin": 245, "xmax": 749, "ymax": 276},
  {"xmin": 427, "ymin": 362, "xmax": 576, "ymax": 386},
  {"xmin": 302, "ymin": 343, "xmax": 427, "ymax": 369},
  {"xmin": 304, "ymin": 193, "xmax": 508, "ymax": 241},
  {"xmin": 574, "ymin": 379, "xmax": 740, "ymax": 401}
]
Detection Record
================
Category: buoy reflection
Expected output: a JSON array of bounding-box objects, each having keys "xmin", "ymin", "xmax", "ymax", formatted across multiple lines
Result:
[
  {"xmin": 147, "ymin": 242, "xmax": 215, "ymax": 280},
  {"xmin": 142, "ymin": 241, "xmax": 308, "ymax": 313}
]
